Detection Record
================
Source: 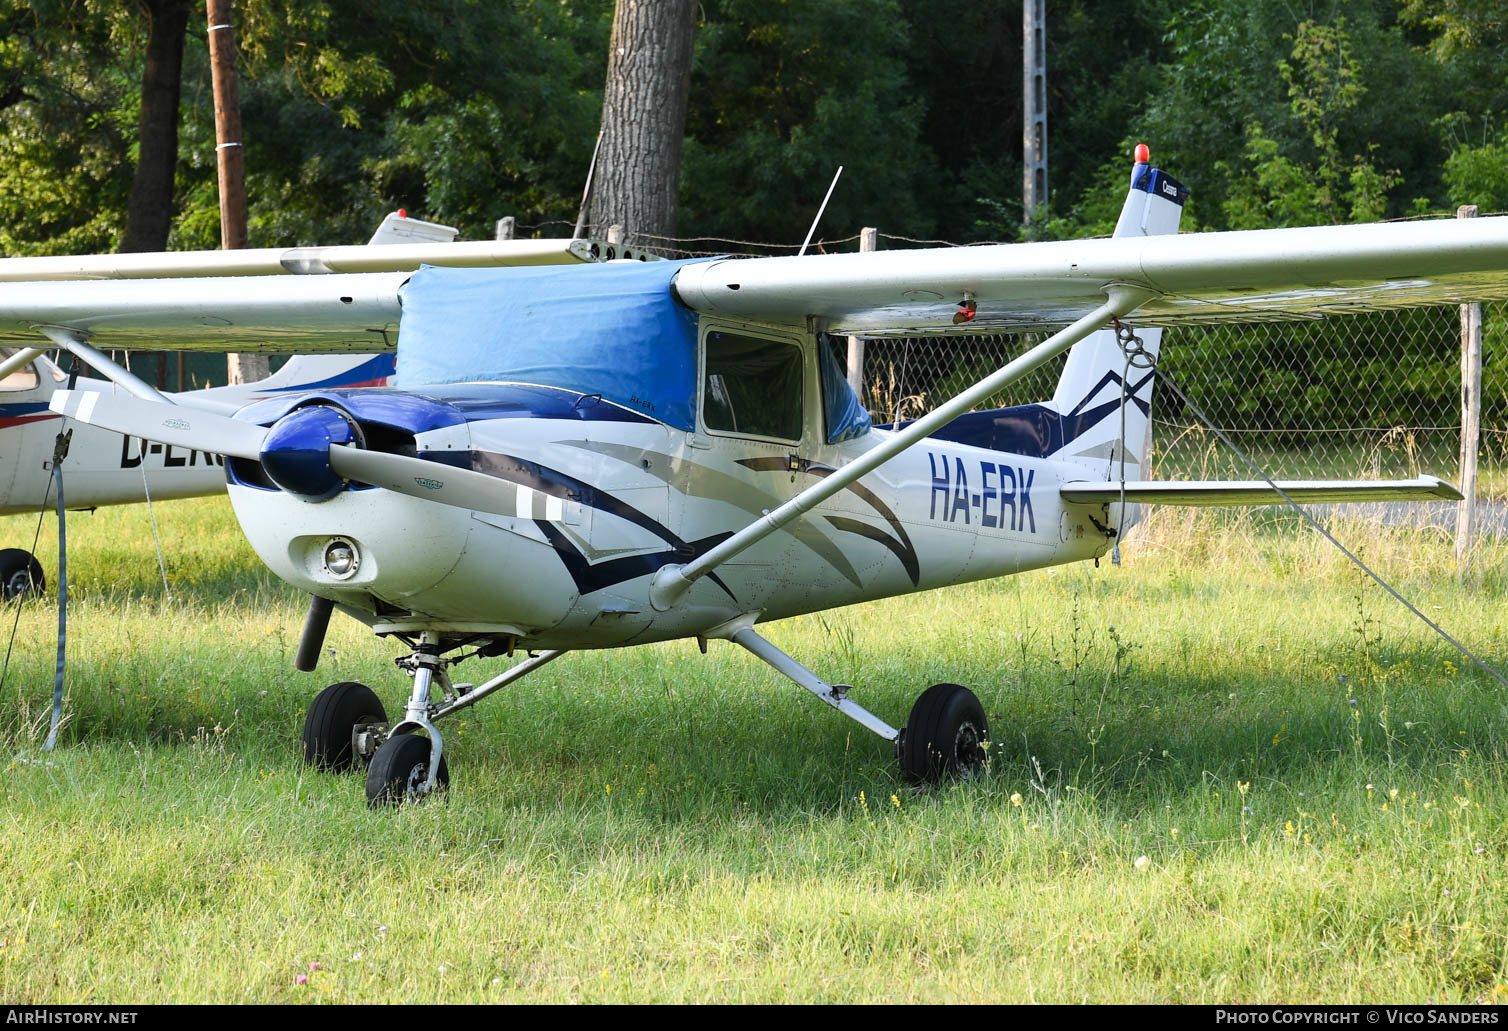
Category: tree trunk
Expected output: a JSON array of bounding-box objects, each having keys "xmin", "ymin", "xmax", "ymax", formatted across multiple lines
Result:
[
  {"xmin": 120, "ymin": 0, "xmax": 193, "ymax": 253},
  {"xmin": 587, "ymin": 0, "xmax": 696, "ymax": 249}
]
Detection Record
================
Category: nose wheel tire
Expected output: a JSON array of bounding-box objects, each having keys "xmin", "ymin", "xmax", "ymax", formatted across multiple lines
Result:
[
  {"xmin": 302, "ymin": 681, "xmax": 387, "ymax": 771},
  {"xmin": 365, "ymin": 733, "xmax": 449, "ymax": 808},
  {"xmin": 897, "ymin": 683, "xmax": 990, "ymax": 783},
  {"xmin": 0, "ymin": 549, "xmax": 44, "ymax": 601}
]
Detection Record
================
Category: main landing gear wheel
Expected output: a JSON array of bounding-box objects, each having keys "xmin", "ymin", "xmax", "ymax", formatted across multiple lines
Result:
[
  {"xmin": 0, "ymin": 549, "xmax": 44, "ymax": 601},
  {"xmin": 302, "ymin": 681, "xmax": 387, "ymax": 772},
  {"xmin": 365, "ymin": 733, "xmax": 449, "ymax": 808},
  {"xmin": 897, "ymin": 683, "xmax": 990, "ymax": 783}
]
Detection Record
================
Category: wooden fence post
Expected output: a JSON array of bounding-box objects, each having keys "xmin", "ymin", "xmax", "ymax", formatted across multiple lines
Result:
[
  {"xmin": 495, "ymin": 216, "xmax": 515, "ymax": 241},
  {"xmin": 1457, "ymin": 204, "xmax": 1482, "ymax": 576},
  {"xmin": 847, "ymin": 227, "xmax": 877, "ymax": 401}
]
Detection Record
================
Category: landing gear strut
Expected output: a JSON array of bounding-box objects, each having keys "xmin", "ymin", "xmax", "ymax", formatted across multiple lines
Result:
[
  {"xmin": 301, "ymin": 631, "xmax": 567, "ymax": 808},
  {"xmin": 724, "ymin": 624, "xmax": 989, "ymax": 784}
]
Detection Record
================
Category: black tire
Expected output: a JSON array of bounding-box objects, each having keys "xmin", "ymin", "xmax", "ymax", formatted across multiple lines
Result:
[
  {"xmin": 365, "ymin": 733, "xmax": 449, "ymax": 808},
  {"xmin": 897, "ymin": 683, "xmax": 990, "ymax": 783},
  {"xmin": 302, "ymin": 681, "xmax": 387, "ymax": 771},
  {"xmin": 0, "ymin": 549, "xmax": 44, "ymax": 601}
]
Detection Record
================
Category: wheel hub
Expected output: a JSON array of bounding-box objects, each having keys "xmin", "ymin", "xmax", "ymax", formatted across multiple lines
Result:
[
  {"xmin": 953, "ymin": 720, "xmax": 985, "ymax": 774},
  {"xmin": 5, "ymin": 570, "xmax": 30, "ymax": 597},
  {"xmin": 403, "ymin": 762, "xmax": 430, "ymax": 798}
]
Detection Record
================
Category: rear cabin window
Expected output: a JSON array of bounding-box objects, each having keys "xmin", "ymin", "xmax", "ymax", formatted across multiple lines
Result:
[{"xmin": 702, "ymin": 331, "xmax": 804, "ymax": 441}]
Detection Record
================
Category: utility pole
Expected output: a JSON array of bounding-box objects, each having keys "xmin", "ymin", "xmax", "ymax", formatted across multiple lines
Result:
[
  {"xmin": 208, "ymin": 0, "xmax": 266, "ymax": 384},
  {"xmin": 1022, "ymin": 0, "xmax": 1047, "ymax": 231}
]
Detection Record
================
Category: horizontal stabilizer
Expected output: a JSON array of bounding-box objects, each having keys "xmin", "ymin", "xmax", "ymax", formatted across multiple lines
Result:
[{"xmin": 1060, "ymin": 476, "xmax": 1465, "ymax": 506}]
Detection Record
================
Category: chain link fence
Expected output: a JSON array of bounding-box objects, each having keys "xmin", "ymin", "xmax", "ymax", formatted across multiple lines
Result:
[{"xmin": 855, "ymin": 306, "xmax": 1507, "ymax": 510}]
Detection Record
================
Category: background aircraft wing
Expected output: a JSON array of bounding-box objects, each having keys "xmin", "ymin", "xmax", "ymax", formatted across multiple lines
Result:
[
  {"xmin": 0, "ymin": 272, "xmax": 406, "ymax": 353},
  {"xmin": 669, "ymin": 216, "xmax": 1508, "ymax": 334},
  {"xmin": 0, "ymin": 236, "xmax": 618, "ymax": 282}
]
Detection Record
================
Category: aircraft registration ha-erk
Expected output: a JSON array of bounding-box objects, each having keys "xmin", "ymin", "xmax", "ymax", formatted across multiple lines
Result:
[{"xmin": 8, "ymin": 148, "xmax": 1504, "ymax": 805}]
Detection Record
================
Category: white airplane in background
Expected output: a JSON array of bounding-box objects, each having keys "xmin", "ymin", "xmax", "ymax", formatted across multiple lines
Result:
[
  {"xmin": 0, "ymin": 213, "xmax": 642, "ymax": 597},
  {"xmin": 12, "ymin": 147, "xmax": 1505, "ymax": 806},
  {"xmin": 0, "ymin": 348, "xmax": 397, "ymax": 596}
]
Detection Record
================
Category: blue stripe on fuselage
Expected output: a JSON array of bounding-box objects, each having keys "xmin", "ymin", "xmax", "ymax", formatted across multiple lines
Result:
[
  {"xmin": 228, "ymin": 383, "xmax": 657, "ymax": 492},
  {"xmin": 880, "ymin": 369, "xmax": 1153, "ymax": 459},
  {"xmin": 261, "ymin": 354, "xmax": 398, "ymax": 391}
]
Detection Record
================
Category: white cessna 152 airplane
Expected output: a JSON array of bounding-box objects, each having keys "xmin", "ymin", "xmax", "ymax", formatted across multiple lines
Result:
[
  {"xmin": 10, "ymin": 148, "xmax": 1500, "ymax": 805},
  {"xmin": 0, "ymin": 213, "xmax": 629, "ymax": 597}
]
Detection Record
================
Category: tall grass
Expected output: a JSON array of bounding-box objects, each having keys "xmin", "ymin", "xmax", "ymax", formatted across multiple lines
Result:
[{"xmin": 1, "ymin": 496, "xmax": 1506, "ymax": 1002}]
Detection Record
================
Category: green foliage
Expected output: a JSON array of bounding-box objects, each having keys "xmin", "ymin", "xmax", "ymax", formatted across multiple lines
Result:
[
  {"xmin": 0, "ymin": 0, "xmax": 1504, "ymax": 253},
  {"xmin": 0, "ymin": 0, "xmax": 141, "ymax": 255},
  {"xmin": 1444, "ymin": 131, "xmax": 1508, "ymax": 211},
  {"xmin": 680, "ymin": 0, "xmax": 936, "ymax": 243}
]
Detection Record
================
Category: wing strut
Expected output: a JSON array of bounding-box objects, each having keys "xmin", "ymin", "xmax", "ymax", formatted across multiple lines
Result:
[
  {"xmin": 648, "ymin": 285, "xmax": 1155, "ymax": 611},
  {"xmin": 0, "ymin": 346, "xmax": 46, "ymax": 382},
  {"xmin": 38, "ymin": 327, "xmax": 174, "ymax": 404}
]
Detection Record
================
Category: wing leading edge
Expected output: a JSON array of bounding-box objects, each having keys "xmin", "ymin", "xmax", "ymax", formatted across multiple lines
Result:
[
  {"xmin": 0, "ymin": 272, "xmax": 407, "ymax": 353},
  {"xmin": 670, "ymin": 216, "xmax": 1508, "ymax": 335}
]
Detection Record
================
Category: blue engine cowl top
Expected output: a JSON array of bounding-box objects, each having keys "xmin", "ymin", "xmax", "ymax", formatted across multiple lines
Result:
[{"xmin": 259, "ymin": 404, "xmax": 363, "ymax": 501}]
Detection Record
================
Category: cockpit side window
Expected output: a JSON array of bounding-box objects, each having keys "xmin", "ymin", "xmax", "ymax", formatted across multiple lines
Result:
[
  {"xmin": 0, "ymin": 349, "xmax": 39, "ymax": 392},
  {"xmin": 702, "ymin": 331, "xmax": 804, "ymax": 442}
]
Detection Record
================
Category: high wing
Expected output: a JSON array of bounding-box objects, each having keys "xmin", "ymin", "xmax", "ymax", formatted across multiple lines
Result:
[
  {"xmin": 0, "ymin": 236, "xmax": 613, "ymax": 282},
  {"xmin": 0, "ymin": 229, "xmax": 631, "ymax": 353},
  {"xmin": 0, "ymin": 272, "xmax": 407, "ymax": 352},
  {"xmin": 670, "ymin": 217, "xmax": 1508, "ymax": 333},
  {"xmin": 1, "ymin": 216, "xmax": 1505, "ymax": 356}
]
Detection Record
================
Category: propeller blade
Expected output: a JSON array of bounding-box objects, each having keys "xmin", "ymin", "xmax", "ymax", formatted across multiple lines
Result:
[
  {"xmin": 48, "ymin": 388, "xmax": 268, "ymax": 461},
  {"xmin": 327, "ymin": 446, "xmax": 563, "ymax": 521},
  {"xmin": 49, "ymin": 388, "xmax": 559, "ymax": 520}
]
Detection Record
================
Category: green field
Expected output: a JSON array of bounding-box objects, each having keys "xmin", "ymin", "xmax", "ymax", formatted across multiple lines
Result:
[{"xmin": 2, "ymin": 497, "xmax": 1507, "ymax": 1003}]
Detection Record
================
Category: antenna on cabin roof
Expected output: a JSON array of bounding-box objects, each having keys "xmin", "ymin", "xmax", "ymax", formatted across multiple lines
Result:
[{"xmin": 798, "ymin": 166, "xmax": 844, "ymax": 257}]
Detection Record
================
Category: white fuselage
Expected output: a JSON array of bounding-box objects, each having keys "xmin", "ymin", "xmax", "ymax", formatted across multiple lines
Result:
[{"xmin": 228, "ymin": 397, "xmax": 1115, "ymax": 649}]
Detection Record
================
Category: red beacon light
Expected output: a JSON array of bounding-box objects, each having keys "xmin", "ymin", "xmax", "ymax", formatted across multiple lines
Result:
[
  {"xmin": 1133, "ymin": 143, "xmax": 1150, "ymax": 165},
  {"xmin": 397, "ymin": 208, "xmax": 408, "ymax": 219}
]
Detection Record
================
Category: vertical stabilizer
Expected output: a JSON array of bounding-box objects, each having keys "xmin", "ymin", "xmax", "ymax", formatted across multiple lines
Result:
[{"xmin": 1046, "ymin": 145, "xmax": 1186, "ymax": 477}]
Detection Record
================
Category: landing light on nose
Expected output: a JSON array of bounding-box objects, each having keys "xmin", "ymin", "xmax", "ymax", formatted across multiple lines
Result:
[{"xmin": 323, "ymin": 538, "xmax": 360, "ymax": 580}]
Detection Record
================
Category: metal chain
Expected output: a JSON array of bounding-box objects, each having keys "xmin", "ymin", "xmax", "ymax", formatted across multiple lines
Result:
[{"xmin": 1111, "ymin": 320, "xmax": 1155, "ymax": 565}]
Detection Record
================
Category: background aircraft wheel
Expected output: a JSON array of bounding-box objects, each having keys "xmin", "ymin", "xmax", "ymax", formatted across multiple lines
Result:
[
  {"xmin": 302, "ymin": 681, "xmax": 387, "ymax": 771},
  {"xmin": 897, "ymin": 683, "xmax": 989, "ymax": 783},
  {"xmin": 365, "ymin": 733, "xmax": 449, "ymax": 808},
  {"xmin": 0, "ymin": 549, "xmax": 44, "ymax": 601}
]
